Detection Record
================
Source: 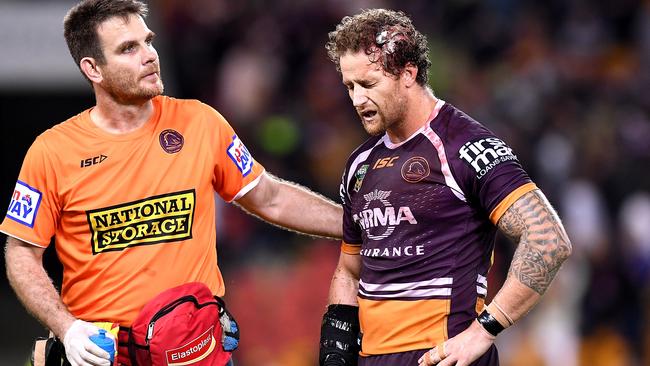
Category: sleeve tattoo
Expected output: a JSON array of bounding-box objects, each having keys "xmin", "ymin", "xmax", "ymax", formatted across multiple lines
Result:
[{"xmin": 497, "ymin": 189, "xmax": 572, "ymax": 295}]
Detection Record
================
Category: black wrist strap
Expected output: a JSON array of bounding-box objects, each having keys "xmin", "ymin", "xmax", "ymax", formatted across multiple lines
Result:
[
  {"xmin": 476, "ymin": 309, "xmax": 504, "ymax": 336},
  {"xmin": 326, "ymin": 304, "xmax": 359, "ymax": 324},
  {"xmin": 320, "ymin": 305, "xmax": 360, "ymax": 366}
]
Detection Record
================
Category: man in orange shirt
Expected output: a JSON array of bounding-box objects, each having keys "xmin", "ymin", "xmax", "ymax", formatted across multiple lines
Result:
[{"xmin": 1, "ymin": 1, "xmax": 342, "ymax": 365}]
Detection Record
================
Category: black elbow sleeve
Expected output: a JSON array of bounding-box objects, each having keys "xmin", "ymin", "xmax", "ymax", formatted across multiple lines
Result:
[{"xmin": 319, "ymin": 304, "xmax": 361, "ymax": 366}]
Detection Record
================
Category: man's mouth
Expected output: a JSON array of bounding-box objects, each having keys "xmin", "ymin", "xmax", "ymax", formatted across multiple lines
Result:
[
  {"xmin": 142, "ymin": 70, "xmax": 159, "ymax": 79},
  {"xmin": 359, "ymin": 110, "xmax": 377, "ymax": 120}
]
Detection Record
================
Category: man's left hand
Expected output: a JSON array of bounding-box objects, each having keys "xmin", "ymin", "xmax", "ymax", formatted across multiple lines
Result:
[{"xmin": 417, "ymin": 320, "xmax": 495, "ymax": 366}]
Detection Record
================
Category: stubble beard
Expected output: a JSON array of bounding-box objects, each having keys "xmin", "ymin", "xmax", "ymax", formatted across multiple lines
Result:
[
  {"xmin": 103, "ymin": 69, "xmax": 164, "ymax": 103},
  {"xmin": 362, "ymin": 111, "xmax": 386, "ymax": 136},
  {"xmin": 362, "ymin": 94, "xmax": 407, "ymax": 137}
]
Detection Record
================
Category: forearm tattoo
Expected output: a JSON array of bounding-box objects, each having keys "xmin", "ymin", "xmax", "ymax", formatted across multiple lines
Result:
[{"xmin": 497, "ymin": 190, "xmax": 572, "ymax": 295}]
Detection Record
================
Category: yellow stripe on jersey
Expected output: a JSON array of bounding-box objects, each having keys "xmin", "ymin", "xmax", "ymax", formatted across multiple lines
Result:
[
  {"xmin": 358, "ymin": 297, "xmax": 450, "ymax": 356},
  {"xmin": 93, "ymin": 322, "xmax": 119, "ymax": 340},
  {"xmin": 489, "ymin": 182, "xmax": 537, "ymax": 225}
]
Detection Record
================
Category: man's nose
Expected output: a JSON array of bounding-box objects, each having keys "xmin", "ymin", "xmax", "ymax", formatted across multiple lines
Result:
[
  {"xmin": 142, "ymin": 44, "xmax": 158, "ymax": 64},
  {"xmin": 352, "ymin": 86, "xmax": 368, "ymax": 107}
]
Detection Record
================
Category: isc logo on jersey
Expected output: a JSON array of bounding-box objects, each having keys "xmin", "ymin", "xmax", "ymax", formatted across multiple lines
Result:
[
  {"xmin": 353, "ymin": 189, "xmax": 417, "ymax": 240},
  {"xmin": 459, "ymin": 137, "xmax": 518, "ymax": 179},
  {"xmin": 6, "ymin": 181, "xmax": 42, "ymax": 228},
  {"xmin": 87, "ymin": 190, "xmax": 195, "ymax": 254},
  {"xmin": 227, "ymin": 134, "xmax": 254, "ymax": 177}
]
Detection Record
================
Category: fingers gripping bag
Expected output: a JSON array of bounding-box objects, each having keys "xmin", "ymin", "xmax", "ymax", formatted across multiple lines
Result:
[{"xmin": 128, "ymin": 282, "xmax": 239, "ymax": 366}]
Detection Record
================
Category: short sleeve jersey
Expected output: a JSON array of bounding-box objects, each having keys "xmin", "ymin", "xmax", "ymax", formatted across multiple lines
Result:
[
  {"xmin": 0, "ymin": 96, "xmax": 265, "ymax": 326},
  {"xmin": 340, "ymin": 100, "xmax": 536, "ymax": 356}
]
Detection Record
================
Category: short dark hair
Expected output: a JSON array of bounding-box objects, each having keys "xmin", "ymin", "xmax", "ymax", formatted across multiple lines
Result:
[
  {"xmin": 63, "ymin": 0, "xmax": 148, "ymax": 68},
  {"xmin": 326, "ymin": 9, "xmax": 431, "ymax": 86}
]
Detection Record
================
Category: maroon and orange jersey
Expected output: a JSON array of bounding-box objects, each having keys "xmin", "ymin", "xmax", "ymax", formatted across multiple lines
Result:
[{"xmin": 340, "ymin": 100, "xmax": 535, "ymax": 358}]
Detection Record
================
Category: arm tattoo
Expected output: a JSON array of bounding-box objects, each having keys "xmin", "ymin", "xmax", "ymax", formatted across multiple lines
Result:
[{"xmin": 497, "ymin": 190, "xmax": 572, "ymax": 295}]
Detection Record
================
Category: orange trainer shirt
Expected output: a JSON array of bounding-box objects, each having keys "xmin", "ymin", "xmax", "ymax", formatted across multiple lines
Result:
[{"xmin": 0, "ymin": 95, "xmax": 264, "ymax": 326}]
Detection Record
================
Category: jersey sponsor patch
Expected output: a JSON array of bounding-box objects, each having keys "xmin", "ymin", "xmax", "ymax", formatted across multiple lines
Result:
[
  {"xmin": 227, "ymin": 134, "xmax": 254, "ymax": 177},
  {"xmin": 353, "ymin": 189, "xmax": 418, "ymax": 240},
  {"xmin": 6, "ymin": 181, "xmax": 42, "ymax": 228},
  {"xmin": 86, "ymin": 190, "xmax": 196, "ymax": 254},
  {"xmin": 458, "ymin": 137, "xmax": 518, "ymax": 179},
  {"xmin": 360, "ymin": 244, "xmax": 425, "ymax": 258}
]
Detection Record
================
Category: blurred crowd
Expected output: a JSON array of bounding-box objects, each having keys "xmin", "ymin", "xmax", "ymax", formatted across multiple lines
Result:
[
  {"xmin": 4, "ymin": 0, "xmax": 648, "ymax": 365},
  {"xmin": 151, "ymin": 0, "xmax": 650, "ymax": 365}
]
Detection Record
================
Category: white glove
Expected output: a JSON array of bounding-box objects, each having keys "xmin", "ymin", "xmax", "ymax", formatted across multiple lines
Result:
[{"xmin": 63, "ymin": 320, "xmax": 114, "ymax": 366}]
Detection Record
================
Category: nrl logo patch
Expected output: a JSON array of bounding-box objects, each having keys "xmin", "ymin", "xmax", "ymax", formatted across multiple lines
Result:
[{"xmin": 353, "ymin": 164, "xmax": 369, "ymax": 192}]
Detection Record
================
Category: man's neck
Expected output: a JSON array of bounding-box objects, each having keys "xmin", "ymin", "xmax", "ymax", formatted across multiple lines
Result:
[
  {"xmin": 387, "ymin": 87, "xmax": 437, "ymax": 143},
  {"xmin": 89, "ymin": 91, "xmax": 155, "ymax": 134}
]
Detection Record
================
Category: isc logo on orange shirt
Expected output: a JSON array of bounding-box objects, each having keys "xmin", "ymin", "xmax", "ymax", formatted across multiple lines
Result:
[{"xmin": 86, "ymin": 190, "xmax": 195, "ymax": 254}]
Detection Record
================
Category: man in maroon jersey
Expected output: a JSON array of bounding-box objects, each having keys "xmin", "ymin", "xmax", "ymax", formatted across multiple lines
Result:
[{"xmin": 318, "ymin": 9, "xmax": 572, "ymax": 366}]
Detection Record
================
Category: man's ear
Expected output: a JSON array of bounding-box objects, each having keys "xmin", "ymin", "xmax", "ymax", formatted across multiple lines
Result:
[
  {"xmin": 80, "ymin": 57, "xmax": 103, "ymax": 83},
  {"xmin": 401, "ymin": 63, "xmax": 418, "ymax": 88}
]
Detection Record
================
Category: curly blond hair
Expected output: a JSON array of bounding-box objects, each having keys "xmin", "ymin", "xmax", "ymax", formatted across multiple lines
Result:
[{"xmin": 326, "ymin": 9, "xmax": 431, "ymax": 85}]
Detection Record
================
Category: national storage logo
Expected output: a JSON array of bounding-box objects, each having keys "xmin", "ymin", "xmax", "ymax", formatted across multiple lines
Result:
[{"xmin": 87, "ymin": 190, "xmax": 195, "ymax": 254}]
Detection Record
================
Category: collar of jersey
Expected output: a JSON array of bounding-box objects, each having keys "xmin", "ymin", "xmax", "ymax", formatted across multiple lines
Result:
[
  {"xmin": 382, "ymin": 98, "xmax": 446, "ymax": 150},
  {"xmin": 79, "ymin": 96, "xmax": 162, "ymax": 141}
]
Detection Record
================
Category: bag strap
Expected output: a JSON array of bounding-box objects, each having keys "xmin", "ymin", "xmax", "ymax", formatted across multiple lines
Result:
[
  {"xmin": 31, "ymin": 338, "xmax": 48, "ymax": 366},
  {"xmin": 214, "ymin": 296, "xmax": 240, "ymax": 352},
  {"xmin": 127, "ymin": 326, "xmax": 147, "ymax": 366},
  {"xmin": 31, "ymin": 336, "xmax": 67, "ymax": 366}
]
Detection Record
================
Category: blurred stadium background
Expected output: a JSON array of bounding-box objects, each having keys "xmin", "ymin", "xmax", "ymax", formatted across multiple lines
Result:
[{"xmin": 1, "ymin": 0, "xmax": 649, "ymax": 365}]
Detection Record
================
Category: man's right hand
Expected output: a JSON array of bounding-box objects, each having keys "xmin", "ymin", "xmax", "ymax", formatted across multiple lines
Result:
[
  {"xmin": 63, "ymin": 320, "xmax": 113, "ymax": 366},
  {"xmin": 319, "ymin": 304, "xmax": 360, "ymax": 366}
]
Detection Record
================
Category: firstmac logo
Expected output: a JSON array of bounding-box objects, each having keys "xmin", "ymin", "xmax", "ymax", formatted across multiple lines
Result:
[{"xmin": 459, "ymin": 137, "xmax": 517, "ymax": 179}]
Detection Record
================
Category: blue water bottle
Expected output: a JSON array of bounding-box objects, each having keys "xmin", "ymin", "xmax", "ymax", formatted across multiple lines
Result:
[{"xmin": 89, "ymin": 329, "xmax": 115, "ymax": 364}]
